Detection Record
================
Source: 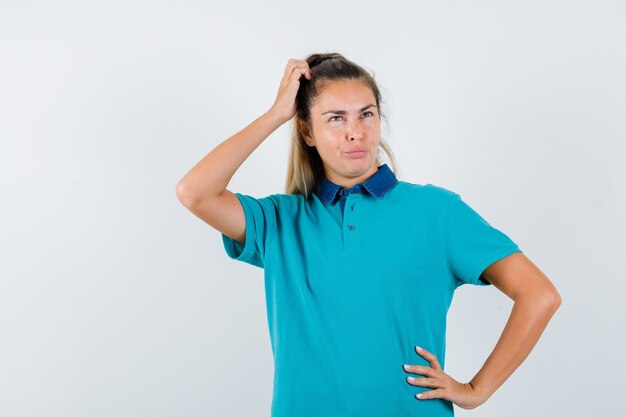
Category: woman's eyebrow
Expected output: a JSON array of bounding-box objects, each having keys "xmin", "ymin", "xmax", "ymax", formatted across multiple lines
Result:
[{"xmin": 321, "ymin": 104, "xmax": 376, "ymax": 115}]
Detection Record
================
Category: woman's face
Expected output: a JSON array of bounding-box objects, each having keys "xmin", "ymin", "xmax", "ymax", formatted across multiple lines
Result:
[{"xmin": 304, "ymin": 79, "xmax": 381, "ymax": 188}]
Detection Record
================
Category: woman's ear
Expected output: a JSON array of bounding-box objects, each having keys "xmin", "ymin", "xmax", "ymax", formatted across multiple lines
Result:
[{"xmin": 298, "ymin": 119, "xmax": 314, "ymax": 146}]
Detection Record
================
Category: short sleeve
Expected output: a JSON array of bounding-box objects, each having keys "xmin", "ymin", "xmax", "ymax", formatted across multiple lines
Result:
[
  {"xmin": 221, "ymin": 192, "xmax": 279, "ymax": 269},
  {"xmin": 445, "ymin": 193, "xmax": 522, "ymax": 287}
]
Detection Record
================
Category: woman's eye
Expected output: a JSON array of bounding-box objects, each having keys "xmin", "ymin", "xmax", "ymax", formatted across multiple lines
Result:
[{"xmin": 329, "ymin": 112, "xmax": 373, "ymax": 122}]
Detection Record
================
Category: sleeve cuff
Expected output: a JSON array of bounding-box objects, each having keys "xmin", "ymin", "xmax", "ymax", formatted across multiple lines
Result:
[
  {"xmin": 221, "ymin": 193, "xmax": 257, "ymax": 265},
  {"xmin": 469, "ymin": 245, "xmax": 523, "ymax": 286}
]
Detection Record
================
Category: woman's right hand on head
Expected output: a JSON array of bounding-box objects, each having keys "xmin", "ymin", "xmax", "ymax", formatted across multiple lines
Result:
[{"xmin": 269, "ymin": 59, "xmax": 312, "ymax": 125}]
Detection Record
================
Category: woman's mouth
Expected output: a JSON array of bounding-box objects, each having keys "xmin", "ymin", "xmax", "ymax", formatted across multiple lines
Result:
[{"xmin": 344, "ymin": 150, "xmax": 367, "ymax": 158}]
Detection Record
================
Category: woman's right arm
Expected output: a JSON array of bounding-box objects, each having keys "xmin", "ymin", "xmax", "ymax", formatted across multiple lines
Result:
[{"xmin": 175, "ymin": 59, "xmax": 311, "ymax": 245}]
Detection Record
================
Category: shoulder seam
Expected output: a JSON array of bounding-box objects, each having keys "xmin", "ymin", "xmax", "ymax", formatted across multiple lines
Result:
[
  {"xmin": 264, "ymin": 193, "xmax": 284, "ymax": 251},
  {"xmin": 264, "ymin": 192, "xmax": 303, "ymax": 251}
]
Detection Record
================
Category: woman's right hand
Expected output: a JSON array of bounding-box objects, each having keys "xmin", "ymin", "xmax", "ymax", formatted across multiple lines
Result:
[{"xmin": 268, "ymin": 59, "xmax": 311, "ymax": 125}]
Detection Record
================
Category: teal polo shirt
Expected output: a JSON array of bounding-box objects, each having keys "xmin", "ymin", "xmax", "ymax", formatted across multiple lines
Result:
[{"xmin": 221, "ymin": 163, "xmax": 522, "ymax": 417}]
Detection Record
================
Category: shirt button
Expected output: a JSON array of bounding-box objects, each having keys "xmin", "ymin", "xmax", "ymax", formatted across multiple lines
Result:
[
  {"xmin": 347, "ymin": 224, "xmax": 355, "ymax": 230},
  {"xmin": 338, "ymin": 188, "xmax": 344, "ymax": 195}
]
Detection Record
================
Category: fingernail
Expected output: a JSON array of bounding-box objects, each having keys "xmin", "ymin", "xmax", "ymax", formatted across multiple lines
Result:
[
  {"xmin": 416, "ymin": 393, "xmax": 422, "ymax": 399},
  {"xmin": 415, "ymin": 345, "xmax": 422, "ymax": 351},
  {"xmin": 407, "ymin": 377, "xmax": 415, "ymax": 382},
  {"xmin": 403, "ymin": 364, "xmax": 409, "ymax": 370}
]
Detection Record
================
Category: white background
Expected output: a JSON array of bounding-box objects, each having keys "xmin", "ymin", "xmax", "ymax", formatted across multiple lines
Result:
[{"xmin": 1, "ymin": 1, "xmax": 624, "ymax": 416}]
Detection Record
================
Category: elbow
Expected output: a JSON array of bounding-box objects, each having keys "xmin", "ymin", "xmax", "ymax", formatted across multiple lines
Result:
[
  {"xmin": 549, "ymin": 288, "xmax": 562, "ymax": 311},
  {"xmin": 545, "ymin": 277, "xmax": 562, "ymax": 310},
  {"xmin": 176, "ymin": 177, "xmax": 225, "ymax": 207},
  {"xmin": 539, "ymin": 287, "xmax": 562, "ymax": 314},
  {"xmin": 175, "ymin": 180, "xmax": 187, "ymax": 202},
  {"xmin": 531, "ymin": 272, "xmax": 563, "ymax": 312},
  {"xmin": 517, "ymin": 286, "xmax": 562, "ymax": 313},
  {"xmin": 175, "ymin": 180, "xmax": 197, "ymax": 208}
]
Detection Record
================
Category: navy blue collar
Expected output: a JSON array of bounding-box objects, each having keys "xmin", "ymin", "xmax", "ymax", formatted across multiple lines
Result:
[{"xmin": 315, "ymin": 163, "xmax": 398, "ymax": 205}]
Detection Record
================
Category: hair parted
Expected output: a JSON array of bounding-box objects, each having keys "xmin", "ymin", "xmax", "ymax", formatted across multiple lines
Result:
[{"xmin": 284, "ymin": 52, "xmax": 399, "ymax": 200}]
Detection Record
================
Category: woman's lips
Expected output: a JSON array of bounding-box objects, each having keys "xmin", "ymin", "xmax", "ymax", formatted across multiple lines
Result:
[{"xmin": 345, "ymin": 150, "xmax": 367, "ymax": 158}]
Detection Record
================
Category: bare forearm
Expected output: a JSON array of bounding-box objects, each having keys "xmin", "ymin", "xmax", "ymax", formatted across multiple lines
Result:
[
  {"xmin": 469, "ymin": 291, "xmax": 561, "ymax": 400},
  {"xmin": 176, "ymin": 109, "xmax": 285, "ymax": 203}
]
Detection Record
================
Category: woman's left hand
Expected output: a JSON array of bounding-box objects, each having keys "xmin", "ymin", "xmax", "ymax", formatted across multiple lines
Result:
[{"xmin": 403, "ymin": 346, "xmax": 487, "ymax": 410}]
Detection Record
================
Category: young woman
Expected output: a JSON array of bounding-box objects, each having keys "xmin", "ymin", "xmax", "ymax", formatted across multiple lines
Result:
[{"xmin": 176, "ymin": 53, "xmax": 561, "ymax": 417}]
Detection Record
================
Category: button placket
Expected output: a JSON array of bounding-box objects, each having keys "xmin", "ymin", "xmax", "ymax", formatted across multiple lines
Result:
[{"xmin": 342, "ymin": 193, "xmax": 361, "ymax": 256}]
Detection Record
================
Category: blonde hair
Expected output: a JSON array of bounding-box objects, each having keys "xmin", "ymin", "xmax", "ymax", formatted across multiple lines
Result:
[{"xmin": 283, "ymin": 52, "xmax": 399, "ymax": 200}]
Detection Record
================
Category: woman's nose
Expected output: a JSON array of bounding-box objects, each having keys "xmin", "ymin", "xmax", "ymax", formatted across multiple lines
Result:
[{"xmin": 346, "ymin": 123, "xmax": 363, "ymax": 141}]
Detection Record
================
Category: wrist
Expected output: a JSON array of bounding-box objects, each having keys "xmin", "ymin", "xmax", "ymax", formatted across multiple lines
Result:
[
  {"xmin": 265, "ymin": 107, "xmax": 290, "ymax": 127},
  {"xmin": 468, "ymin": 379, "xmax": 493, "ymax": 403}
]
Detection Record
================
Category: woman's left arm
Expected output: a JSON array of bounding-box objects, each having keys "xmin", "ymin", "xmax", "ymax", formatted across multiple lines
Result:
[
  {"xmin": 467, "ymin": 251, "xmax": 562, "ymax": 405},
  {"xmin": 404, "ymin": 252, "xmax": 562, "ymax": 409}
]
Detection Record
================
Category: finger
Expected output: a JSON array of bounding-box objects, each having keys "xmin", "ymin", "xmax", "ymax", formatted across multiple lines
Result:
[
  {"xmin": 281, "ymin": 65, "xmax": 310, "ymax": 88},
  {"xmin": 286, "ymin": 67, "xmax": 311, "ymax": 87},
  {"xmin": 284, "ymin": 60, "xmax": 310, "ymax": 76},
  {"xmin": 290, "ymin": 63, "xmax": 311, "ymax": 80},
  {"xmin": 284, "ymin": 59, "xmax": 303, "ymax": 76},
  {"xmin": 416, "ymin": 388, "xmax": 446, "ymax": 400},
  {"xmin": 403, "ymin": 364, "xmax": 437, "ymax": 377},
  {"xmin": 280, "ymin": 61, "xmax": 305, "ymax": 86},
  {"xmin": 406, "ymin": 377, "xmax": 445, "ymax": 389},
  {"xmin": 415, "ymin": 346, "xmax": 442, "ymax": 371}
]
